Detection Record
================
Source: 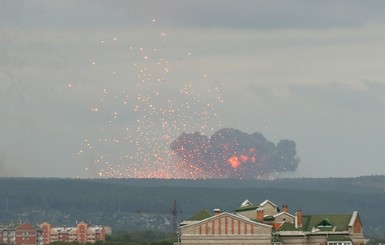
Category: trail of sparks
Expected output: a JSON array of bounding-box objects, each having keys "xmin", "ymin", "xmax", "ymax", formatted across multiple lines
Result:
[{"xmin": 76, "ymin": 20, "xmax": 223, "ymax": 179}]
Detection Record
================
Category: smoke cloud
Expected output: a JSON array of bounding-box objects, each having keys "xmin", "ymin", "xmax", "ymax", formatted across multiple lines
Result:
[{"xmin": 170, "ymin": 128, "xmax": 299, "ymax": 178}]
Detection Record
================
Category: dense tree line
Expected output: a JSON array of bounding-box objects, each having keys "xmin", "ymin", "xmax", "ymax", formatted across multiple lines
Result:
[
  {"xmin": 1, "ymin": 177, "xmax": 385, "ymax": 238},
  {"xmin": 105, "ymin": 230, "xmax": 174, "ymax": 245}
]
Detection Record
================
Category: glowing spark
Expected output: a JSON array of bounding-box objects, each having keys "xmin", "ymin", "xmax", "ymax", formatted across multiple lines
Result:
[{"xmin": 77, "ymin": 21, "xmax": 224, "ymax": 179}]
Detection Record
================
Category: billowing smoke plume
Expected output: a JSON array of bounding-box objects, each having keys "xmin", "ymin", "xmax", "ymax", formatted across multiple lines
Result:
[{"xmin": 170, "ymin": 128, "xmax": 299, "ymax": 178}]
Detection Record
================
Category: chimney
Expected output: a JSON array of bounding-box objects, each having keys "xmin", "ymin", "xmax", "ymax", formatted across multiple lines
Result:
[
  {"xmin": 295, "ymin": 210, "xmax": 303, "ymax": 228},
  {"xmin": 282, "ymin": 204, "xmax": 288, "ymax": 213},
  {"xmin": 213, "ymin": 208, "xmax": 222, "ymax": 215},
  {"xmin": 256, "ymin": 208, "xmax": 264, "ymax": 223}
]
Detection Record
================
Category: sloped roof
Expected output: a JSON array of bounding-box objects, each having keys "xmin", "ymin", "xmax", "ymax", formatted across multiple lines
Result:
[
  {"xmin": 260, "ymin": 199, "xmax": 277, "ymax": 208},
  {"xmin": 240, "ymin": 199, "xmax": 253, "ymax": 207},
  {"xmin": 235, "ymin": 199, "xmax": 280, "ymax": 213},
  {"xmin": 234, "ymin": 204, "xmax": 259, "ymax": 212},
  {"xmin": 277, "ymin": 222, "xmax": 299, "ymax": 231},
  {"xmin": 186, "ymin": 209, "xmax": 213, "ymax": 221},
  {"xmin": 274, "ymin": 212, "xmax": 295, "ymax": 219},
  {"xmin": 181, "ymin": 211, "xmax": 273, "ymax": 230},
  {"xmin": 302, "ymin": 214, "xmax": 352, "ymax": 231},
  {"xmin": 259, "ymin": 199, "xmax": 281, "ymax": 213},
  {"xmin": 234, "ymin": 199, "xmax": 259, "ymax": 212},
  {"xmin": 264, "ymin": 215, "xmax": 275, "ymax": 221},
  {"xmin": 349, "ymin": 211, "xmax": 360, "ymax": 227}
]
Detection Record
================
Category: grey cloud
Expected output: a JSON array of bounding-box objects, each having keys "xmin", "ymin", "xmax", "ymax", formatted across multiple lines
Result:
[
  {"xmin": 2, "ymin": 0, "xmax": 385, "ymax": 30},
  {"xmin": 289, "ymin": 81, "xmax": 385, "ymax": 112},
  {"xmin": 2, "ymin": 1, "xmax": 385, "ymax": 178},
  {"xmin": 0, "ymin": 0, "xmax": 128, "ymax": 28},
  {"xmin": 107, "ymin": 0, "xmax": 385, "ymax": 30},
  {"xmin": 161, "ymin": 0, "xmax": 385, "ymax": 30},
  {"xmin": 246, "ymin": 84, "xmax": 273, "ymax": 98}
]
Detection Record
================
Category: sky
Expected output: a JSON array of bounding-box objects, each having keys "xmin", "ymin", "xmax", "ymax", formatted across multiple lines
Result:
[{"xmin": 1, "ymin": 0, "xmax": 385, "ymax": 178}]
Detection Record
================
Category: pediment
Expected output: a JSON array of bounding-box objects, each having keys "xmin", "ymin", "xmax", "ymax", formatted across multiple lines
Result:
[
  {"xmin": 240, "ymin": 199, "xmax": 253, "ymax": 207},
  {"xmin": 260, "ymin": 199, "xmax": 278, "ymax": 209},
  {"xmin": 274, "ymin": 212, "xmax": 295, "ymax": 219},
  {"xmin": 180, "ymin": 212, "xmax": 273, "ymax": 244},
  {"xmin": 181, "ymin": 211, "xmax": 272, "ymax": 231}
]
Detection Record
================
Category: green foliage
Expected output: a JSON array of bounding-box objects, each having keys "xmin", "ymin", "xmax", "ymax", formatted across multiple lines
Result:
[
  {"xmin": 50, "ymin": 242, "xmax": 82, "ymax": 245},
  {"xmin": 105, "ymin": 230, "xmax": 174, "ymax": 245},
  {"xmin": 366, "ymin": 238, "xmax": 385, "ymax": 245},
  {"xmin": 1, "ymin": 177, "xmax": 385, "ymax": 239},
  {"xmin": 107, "ymin": 230, "xmax": 172, "ymax": 242}
]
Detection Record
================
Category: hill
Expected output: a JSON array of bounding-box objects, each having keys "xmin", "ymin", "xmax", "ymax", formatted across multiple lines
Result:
[{"xmin": 0, "ymin": 176, "xmax": 384, "ymax": 238}]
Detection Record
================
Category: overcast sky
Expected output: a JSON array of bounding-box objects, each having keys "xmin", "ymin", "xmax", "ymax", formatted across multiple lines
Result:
[{"xmin": 1, "ymin": 0, "xmax": 385, "ymax": 178}]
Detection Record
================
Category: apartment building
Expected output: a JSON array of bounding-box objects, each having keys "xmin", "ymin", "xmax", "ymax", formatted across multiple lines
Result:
[
  {"xmin": 40, "ymin": 221, "xmax": 108, "ymax": 244},
  {"xmin": 178, "ymin": 199, "xmax": 365, "ymax": 245},
  {"xmin": 0, "ymin": 223, "xmax": 41, "ymax": 245}
]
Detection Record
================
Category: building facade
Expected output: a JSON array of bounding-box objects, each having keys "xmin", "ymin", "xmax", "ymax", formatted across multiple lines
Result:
[
  {"xmin": 0, "ymin": 223, "xmax": 41, "ymax": 245},
  {"xmin": 40, "ymin": 221, "xmax": 107, "ymax": 244},
  {"xmin": 0, "ymin": 221, "xmax": 108, "ymax": 245},
  {"xmin": 178, "ymin": 199, "xmax": 365, "ymax": 245},
  {"xmin": 179, "ymin": 211, "xmax": 273, "ymax": 245}
]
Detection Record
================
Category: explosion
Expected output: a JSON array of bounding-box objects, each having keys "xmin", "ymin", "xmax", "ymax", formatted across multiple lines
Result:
[
  {"xmin": 170, "ymin": 128, "xmax": 299, "ymax": 178},
  {"xmin": 75, "ymin": 17, "xmax": 298, "ymax": 179}
]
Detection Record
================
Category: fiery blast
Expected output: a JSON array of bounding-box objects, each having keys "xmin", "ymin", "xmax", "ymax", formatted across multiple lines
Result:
[{"xmin": 170, "ymin": 128, "xmax": 299, "ymax": 178}]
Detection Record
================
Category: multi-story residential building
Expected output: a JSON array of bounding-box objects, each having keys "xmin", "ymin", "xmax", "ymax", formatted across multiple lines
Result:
[
  {"xmin": 0, "ymin": 223, "xmax": 41, "ymax": 245},
  {"xmin": 0, "ymin": 221, "xmax": 108, "ymax": 245},
  {"xmin": 178, "ymin": 199, "xmax": 365, "ymax": 245},
  {"xmin": 40, "ymin": 221, "xmax": 108, "ymax": 244}
]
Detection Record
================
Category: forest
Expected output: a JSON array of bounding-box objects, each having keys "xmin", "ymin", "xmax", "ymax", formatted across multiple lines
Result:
[{"xmin": 1, "ymin": 176, "xmax": 385, "ymax": 239}]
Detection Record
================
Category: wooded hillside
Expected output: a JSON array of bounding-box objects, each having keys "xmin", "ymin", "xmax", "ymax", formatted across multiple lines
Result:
[{"xmin": 0, "ymin": 176, "xmax": 384, "ymax": 238}]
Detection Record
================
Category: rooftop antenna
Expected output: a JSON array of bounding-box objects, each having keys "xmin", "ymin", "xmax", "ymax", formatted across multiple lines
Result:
[{"xmin": 172, "ymin": 200, "xmax": 177, "ymax": 234}]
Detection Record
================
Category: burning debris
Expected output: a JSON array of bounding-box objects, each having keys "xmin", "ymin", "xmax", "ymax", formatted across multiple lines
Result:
[{"xmin": 170, "ymin": 128, "xmax": 299, "ymax": 178}]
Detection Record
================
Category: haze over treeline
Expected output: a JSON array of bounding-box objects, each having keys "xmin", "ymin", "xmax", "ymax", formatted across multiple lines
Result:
[{"xmin": 0, "ymin": 176, "xmax": 385, "ymax": 238}]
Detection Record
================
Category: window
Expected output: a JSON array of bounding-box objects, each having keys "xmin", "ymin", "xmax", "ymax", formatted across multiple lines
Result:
[
  {"xmin": 328, "ymin": 242, "xmax": 352, "ymax": 245},
  {"xmin": 318, "ymin": 219, "xmax": 333, "ymax": 227}
]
